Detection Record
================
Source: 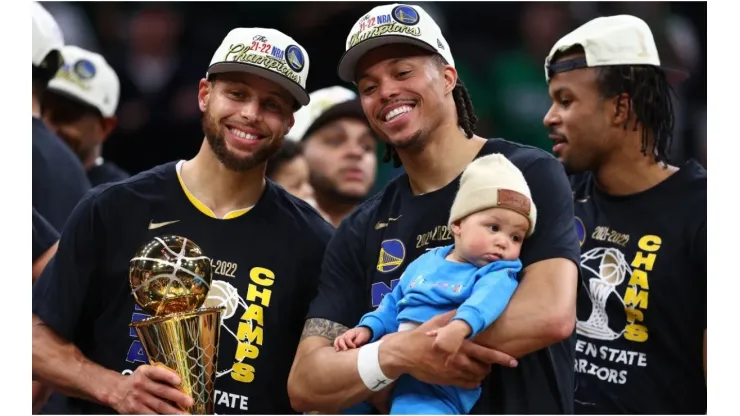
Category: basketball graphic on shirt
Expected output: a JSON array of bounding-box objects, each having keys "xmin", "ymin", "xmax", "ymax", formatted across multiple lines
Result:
[
  {"xmin": 202, "ymin": 279, "xmax": 250, "ymax": 378},
  {"xmin": 576, "ymin": 247, "xmax": 632, "ymax": 341}
]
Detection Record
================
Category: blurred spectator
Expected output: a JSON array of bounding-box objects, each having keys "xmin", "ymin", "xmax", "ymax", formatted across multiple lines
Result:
[
  {"xmin": 266, "ymin": 140, "xmax": 318, "ymax": 209},
  {"xmin": 288, "ymin": 86, "xmax": 377, "ymax": 227},
  {"xmin": 43, "ymin": 45, "xmax": 129, "ymax": 187}
]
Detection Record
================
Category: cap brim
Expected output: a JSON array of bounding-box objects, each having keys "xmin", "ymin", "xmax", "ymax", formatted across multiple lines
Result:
[
  {"xmin": 662, "ymin": 66, "xmax": 690, "ymax": 86},
  {"xmin": 45, "ymin": 85, "xmax": 106, "ymax": 117},
  {"xmin": 337, "ymin": 35, "xmax": 437, "ymax": 83},
  {"xmin": 301, "ymin": 99, "xmax": 369, "ymax": 141},
  {"xmin": 207, "ymin": 62, "xmax": 310, "ymax": 107}
]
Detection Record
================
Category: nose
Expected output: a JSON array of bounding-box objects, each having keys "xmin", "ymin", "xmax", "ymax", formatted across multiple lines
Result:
[
  {"xmin": 377, "ymin": 78, "xmax": 401, "ymax": 103},
  {"xmin": 239, "ymin": 100, "xmax": 263, "ymax": 123},
  {"xmin": 492, "ymin": 234, "xmax": 508, "ymax": 250},
  {"xmin": 343, "ymin": 140, "xmax": 366, "ymax": 159},
  {"xmin": 543, "ymin": 104, "xmax": 560, "ymax": 128}
]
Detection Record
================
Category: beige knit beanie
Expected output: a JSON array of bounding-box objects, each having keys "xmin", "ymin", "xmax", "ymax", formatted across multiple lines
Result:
[{"xmin": 448, "ymin": 154, "xmax": 537, "ymax": 236}]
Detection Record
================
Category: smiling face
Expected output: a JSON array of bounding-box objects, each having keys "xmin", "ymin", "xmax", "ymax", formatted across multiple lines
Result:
[
  {"xmin": 198, "ymin": 72, "xmax": 296, "ymax": 172},
  {"xmin": 354, "ymin": 44, "xmax": 456, "ymax": 153}
]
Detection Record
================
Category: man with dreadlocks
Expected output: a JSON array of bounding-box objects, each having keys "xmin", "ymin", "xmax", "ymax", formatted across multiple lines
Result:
[
  {"xmin": 542, "ymin": 15, "xmax": 707, "ymax": 414},
  {"xmin": 288, "ymin": 3, "xmax": 581, "ymax": 414}
]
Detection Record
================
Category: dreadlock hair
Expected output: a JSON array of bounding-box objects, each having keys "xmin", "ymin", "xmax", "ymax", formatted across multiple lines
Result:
[
  {"xmin": 552, "ymin": 46, "xmax": 676, "ymax": 165},
  {"xmin": 382, "ymin": 54, "xmax": 479, "ymax": 168}
]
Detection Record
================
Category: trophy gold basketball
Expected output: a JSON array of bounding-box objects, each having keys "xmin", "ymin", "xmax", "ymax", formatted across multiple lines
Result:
[{"xmin": 129, "ymin": 235, "xmax": 225, "ymax": 414}]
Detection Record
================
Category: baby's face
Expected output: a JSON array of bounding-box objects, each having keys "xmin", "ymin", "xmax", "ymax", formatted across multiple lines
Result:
[{"xmin": 451, "ymin": 207, "xmax": 529, "ymax": 267}]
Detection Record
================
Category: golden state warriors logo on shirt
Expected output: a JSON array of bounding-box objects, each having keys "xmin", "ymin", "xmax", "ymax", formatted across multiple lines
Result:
[
  {"xmin": 575, "ymin": 216, "xmax": 586, "ymax": 247},
  {"xmin": 285, "ymin": 45, "xmax": 305, "ymax": 73},
  {"xmin": 377, "ymin": 239, "xmax": 405, "ymax": 273},
  {"xmin": 392, "ymin": 5, "xmax": 420, "ymax": 26}
]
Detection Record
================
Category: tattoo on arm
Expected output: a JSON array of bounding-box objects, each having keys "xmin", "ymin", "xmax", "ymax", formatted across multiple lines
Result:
[{"xmin": 300, "ymin": 318, "xmax": 349, "ymax": 342}]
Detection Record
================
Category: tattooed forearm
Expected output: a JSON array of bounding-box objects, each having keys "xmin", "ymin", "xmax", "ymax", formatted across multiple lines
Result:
[{"xmin": 300, "ymin": 318, "xmax": 349, "ymax": 341}]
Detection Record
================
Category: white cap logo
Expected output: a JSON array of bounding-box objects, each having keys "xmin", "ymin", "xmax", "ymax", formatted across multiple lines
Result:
[
  {"xmin": 48, "ymin": 45, "xmax": 120, "ymax": 117},
  {"xmin": 337, "ymin": 3, "xmax": 454, "ymax": 83},
  {"xmin": 208, "ymin": 28, "xmax": 310, "ymax": 107}
]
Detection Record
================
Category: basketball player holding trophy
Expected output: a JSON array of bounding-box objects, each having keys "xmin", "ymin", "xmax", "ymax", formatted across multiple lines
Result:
[{"xmin": 32, "ymin": 27, "xmax": 333, "ymax": 414}]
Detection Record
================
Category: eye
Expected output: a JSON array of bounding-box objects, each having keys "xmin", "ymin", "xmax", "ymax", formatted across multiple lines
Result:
[
  {"xmin": 361, "ymin": 84, "xmax": 377, "ymax": 95},
  {"xmin": 264, "ymin": 100, "xmax": 281, "ymax": 111},
  {"xmin": 397, "ymin": 70, "xmax": 412, "ymax": 78},
  {"xmin": 489, "ymin": 224, "xmax": 500, "ymax": 233},
  {"xmin": 229, "ymin": 90, "xmax": 244, "ymax": 100},
  {"xmin": 511, "ymin": 234, "xmax": 522, "ymax": 243},
  {"xmin": 559, "ymin": 98, "xmax": 572, "ymax": 108}
]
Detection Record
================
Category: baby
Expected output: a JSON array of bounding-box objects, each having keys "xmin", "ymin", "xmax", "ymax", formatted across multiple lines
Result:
[{"xmin": 335, "ymin": 153, "xmax": 537, "ymax": 414}]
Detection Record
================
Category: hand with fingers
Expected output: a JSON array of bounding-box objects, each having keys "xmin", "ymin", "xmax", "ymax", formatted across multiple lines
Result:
[
  {"xmin": 387, "ymin": 311, "xmax": 519, "ymax": 390},
  {"xmin": 110, "ymin": 364, "xmax": 194, "ymax": 415},
  {"xmin": 334, "ymin": 327, "xmax": 372, "ymax": 351}
]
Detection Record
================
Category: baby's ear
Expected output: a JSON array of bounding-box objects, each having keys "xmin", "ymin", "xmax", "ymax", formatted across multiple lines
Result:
[{"xmin": 450, "ymin": 221, "xmax": 462, "ymax": 237}]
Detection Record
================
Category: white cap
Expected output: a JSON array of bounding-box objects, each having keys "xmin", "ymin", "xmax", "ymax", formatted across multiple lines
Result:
[
  {"xmin": 207, "ymin": 28, "xmax": 310, "ymax": 107},
  {"xmin": 32, "ymin": 1, "xmax": 64, "ymax": 69},
  {"xmin": 287, "ymin": 86, "xmax": 358, "ymax": 141},
  {"xmin": 337, "ymin": 3, "xmax": 454, "ymax": 83},
  {"xmin": 544, "ymin": 15, "xmax": 688, "ymax": 84},
  {"xmin": 449, "ymin": 154, "xmax": 537, "ymax": 236},
  {"xmin": 47, "ymin": 46, "xmax": 120, "ymax": 117}
]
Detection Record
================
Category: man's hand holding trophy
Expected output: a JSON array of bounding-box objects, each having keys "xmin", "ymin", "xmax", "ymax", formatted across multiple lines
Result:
[{"xmin": 120, "ymin": 235, "xmax": 224, "ymax": 415}]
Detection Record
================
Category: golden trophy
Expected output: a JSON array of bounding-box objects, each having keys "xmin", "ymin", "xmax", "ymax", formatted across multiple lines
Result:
[{"xmin": 129, "ymin": 235, "xmax": 225, "ymax": 415}]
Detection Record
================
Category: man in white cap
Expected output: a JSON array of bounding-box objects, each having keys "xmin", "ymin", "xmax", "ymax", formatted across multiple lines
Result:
[
  {"xmin": 289, "ymin": 86, "xmax": 377, "ymax": 227},
  {"xmin": 542, "ymin": 15, "xmax": 706, "ymax": 414},
  {"xmin": 42, "ymin": 45, "xmax": 128, "ymax": 187},
  {"xmin": 32, "ymin": 2, "xmax": 91, "ymax": 231},
  {"xmin": 289, "ymin": 3, "xmax": 580, "ymax": 414},
  {"xmin": 32, "ymin": 27, "xmax": 334, "ymax": 415}
]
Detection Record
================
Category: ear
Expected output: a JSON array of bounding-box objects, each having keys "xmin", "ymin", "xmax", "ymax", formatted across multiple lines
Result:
[
  {"xmin": 284, "ymin": 113, "xmax": 295, "ymax": 136},
  {"xmin": 442, "ymin": 65, "xmax": 457, "ymax": 96},
  {"xmin": 198, "ymin": 78, "xmax": 211, "ymax": 112},
  {"xmin": 611, "ymin": 92, "xmax": 631, "ymax": 127},
  {"xmin": 99, "ymin": 116, "xmax": 118, "ymax": 143},
  {"xmin": 450, "ymin": 220, "xmax": 462, "ymax": 237}
]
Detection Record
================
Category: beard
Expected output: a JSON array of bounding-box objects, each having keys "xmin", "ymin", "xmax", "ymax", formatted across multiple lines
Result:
[
  {"xmin": 310, "ymin": 171, "xmax": 367, "ymax": 205},
  {"xmin": 202, "ymin": 109, "xmax": 284, "ymax": 173}
]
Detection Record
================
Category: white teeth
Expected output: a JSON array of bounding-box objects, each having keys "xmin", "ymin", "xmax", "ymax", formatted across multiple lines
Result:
[
  {"xmin": 384, "ymin": 105, "xmax": 413, "ymax": 122},
  {"xmin": 230, "ymin": 128, "xmax": 259, "ymax": 140}
]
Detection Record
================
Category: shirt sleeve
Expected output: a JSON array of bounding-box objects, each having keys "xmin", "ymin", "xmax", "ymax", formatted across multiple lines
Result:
[
  {"xmin": 358, "ymin": 277, "xmax": 403, "ymax": 342},
  {"xmin": 32, "ymin": 208, "xmax": 59, "ymax": 262},
  {"xmin": 32, "ymin": 191, "xmax": 105, "ymax": 341},
  {"xmin": 305, "ymin": 209, "xmax": 372, "ymax": 329},
  {"xmin": 518, "ymin": 158, "xmax": 581, "ymax": 269},
  {"xmin": 453, "ymin": 260, "xmax": 521, "ymax": 338}
]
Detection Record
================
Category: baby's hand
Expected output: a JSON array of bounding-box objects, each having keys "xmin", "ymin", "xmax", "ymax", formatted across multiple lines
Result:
[
  {"xmin": 426, "ymin": 320, "xmax": 472, "ymax": 365},
  {"xmin": 334, "ymin": 327, "xmax": 372, "ymax": 351}
]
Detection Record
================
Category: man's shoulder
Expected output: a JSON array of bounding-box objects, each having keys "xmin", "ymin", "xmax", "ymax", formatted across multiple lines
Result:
[
  {"xmin": 84, "ymin": 162, "xmax": 177, "ymax": 208},
  {"xmin": 340, "ymin": 179, "xmax": 405, "ymax": 233},
  {"xmin": 267, "ymin": 180, "xmax": 335, "ymax": 242},
  {"xmin": 480, "ymin": 138, "xmax": 557, "ymax": 172}
]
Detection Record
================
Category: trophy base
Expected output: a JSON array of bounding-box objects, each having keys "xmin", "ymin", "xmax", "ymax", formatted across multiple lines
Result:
[{"xmin": 131, "ymin": 306, "xmax": 225, "ymax": 415}]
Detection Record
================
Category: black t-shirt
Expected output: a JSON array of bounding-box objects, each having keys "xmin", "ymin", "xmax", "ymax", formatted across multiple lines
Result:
[
  {"xmin": 32, "ymin": 117, "xmax": 91, "ymax": 231},
  {"xmin": 32, "ymin": 161, "xmax": 334, "ymax": 414},
  {"xmin": 570, "ymin": 160, "xmax": 707, "ymax": 414},
  {"xmin": 87, "ymin": 159, "xmax": 130, "ymax": 187},
  {"xmin": 32, "ymin": 208, "xmax": 58, "ymax": 261},
  {"xmin": 306, "ymin": 139, "xmax": 582, "ymax": 414}
]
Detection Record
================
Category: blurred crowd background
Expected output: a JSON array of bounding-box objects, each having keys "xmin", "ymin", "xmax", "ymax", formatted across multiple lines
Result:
[{"xmin": 43, "ymin": 1, "xmax": 707, "ymax": 193}]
